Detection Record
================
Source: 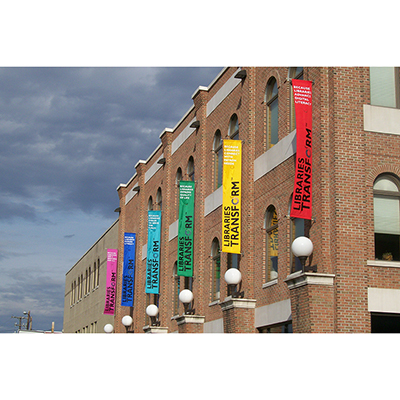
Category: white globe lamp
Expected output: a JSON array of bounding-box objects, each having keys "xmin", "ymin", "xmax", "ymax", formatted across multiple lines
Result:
[
  {"xmin": 291, "ymin": 236, "xmax": 313, "ymax": 271},
  {"xmin": 179, "ymin": 289, "xmax": 194, "ymax": 304},
  {"xmin": 104, "ymin": 323, "xmax": 114, "ymax": 333},
  {"xmin": 121, "ymin": 315, "xmax": 133, "ymax": 327}
]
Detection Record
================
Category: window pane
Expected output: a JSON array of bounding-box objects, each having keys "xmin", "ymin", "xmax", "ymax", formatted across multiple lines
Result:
[
  {"xmin": 375, "ymin": 233, "xmax": 400, "ymax": 261},
  {"xmin": 268, "ymin": 227, "xmax": 278, "ymax": 280},
  {"xmin": 374, "ymin": 177, "xmax": 399, "ymax": 192},
  {"xmin": 374, "ymin": 196, "xmax": 400, "ymax": 234},
  {"xmin": 370, "ymin": 67, "xmax": 397, "ymax": 108},
  {"xmin": 217, "ymin": 148, "xmax": 223, "ymax": 188},
  {"xmin": 270, "ymin": 98, "xmax": 278, "ymax": 146}
]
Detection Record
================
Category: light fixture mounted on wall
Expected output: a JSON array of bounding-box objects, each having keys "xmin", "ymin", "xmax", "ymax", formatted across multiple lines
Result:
[
  {"xmin": 179, "ymin": 289, "xmax": 195, "ymax": 315},
  {"xmin": 291, "ymin": 236, "xmax": 314, "ymax": 272},
  {"xmin": 224, "ymin": 268, "xmax": 244, "ymax": 298},
  {"xmin": 146, "ymin": 304, "xmax": 160, "ymax": 326}
]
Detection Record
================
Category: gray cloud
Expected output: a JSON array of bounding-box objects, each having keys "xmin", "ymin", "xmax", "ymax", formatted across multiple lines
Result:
[
  {"xmin": 0, "ymin": 67, "xmax": 222, "ymax": 221},
  {"xmin": 0, "ymin": 67, "xmax": 222, "ymax": 332}
]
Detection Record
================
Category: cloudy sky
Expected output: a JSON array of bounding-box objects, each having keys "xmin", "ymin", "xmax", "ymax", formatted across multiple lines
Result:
[{"xmin": 0, "ymin": 67, "xmax": 222, "ymax": 333}]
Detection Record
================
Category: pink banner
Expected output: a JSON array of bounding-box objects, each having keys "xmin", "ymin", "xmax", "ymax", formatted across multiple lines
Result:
[{"xmin": 103, "ymin": 249, "xmax": 118, "ymax": 315}]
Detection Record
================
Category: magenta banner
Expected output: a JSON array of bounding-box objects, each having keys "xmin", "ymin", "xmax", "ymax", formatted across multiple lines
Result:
[{"xmin": 103, "ymin": 249, "xmax": 118, "ymax": 315}]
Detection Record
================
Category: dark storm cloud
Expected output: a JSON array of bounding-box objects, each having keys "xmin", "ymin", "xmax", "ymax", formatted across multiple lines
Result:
[{"xmin": 0, "ymin": 67, "xmax": 222, "ymax": 220}]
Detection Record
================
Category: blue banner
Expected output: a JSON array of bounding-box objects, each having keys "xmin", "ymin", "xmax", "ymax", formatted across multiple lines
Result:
[
  {"xmin": 121, "ymin": 232, "xmax": 136, "ymax": 307},
  {"xmin": 146, "ymin": 211, "xmax": 161, "ymax": 294}
]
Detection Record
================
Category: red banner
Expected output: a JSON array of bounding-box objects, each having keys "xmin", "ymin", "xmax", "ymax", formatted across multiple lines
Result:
[{"xmin": 290, "ymin": 79, "xmax": 313, "ymax": 220}]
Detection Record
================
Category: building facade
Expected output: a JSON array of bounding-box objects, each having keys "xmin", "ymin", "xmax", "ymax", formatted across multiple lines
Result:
[
  {"xmin": 63, "ymin": 219, "xmax": 118, "ymax": 333},
  {"xmin": 70, "ymin": 66, "xmax": 400, "ymax": 333}
]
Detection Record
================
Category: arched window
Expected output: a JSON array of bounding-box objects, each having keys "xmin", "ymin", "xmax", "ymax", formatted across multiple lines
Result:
[
  {"xmin": 148, "ymin": 196, "xmax": 153, "ymax": 211},
  {"xmin": 156, "ymin": 187, "xmax": 162, "ymax": 211},
  {"xmin": 374, "ymin": 174, "xmax": 400, "ymax": 261},
  {"xmin": 266, "ymin": 77, "xmax": 278, "ymax": 148},
  {"xmin": 213, "ymin": 130, "xmax": 223, "ymax": 189},
  {"xmin": 289, "ymin": 67, "xmax": 304, "ymax": 131},
  {"xmin": 176, "ymin": 168, "xmax": 182, "ymax": 218},
  {"xmin": 229, "ymin": 114, "xmax": 239, "ymax": 139},
  {"xmin": 211, "ymin": 238, "xmax": 221, "ymax": 301},
  {"xmin": 176, "ymin": 167, "xmax": 182, "ymax": 184},
  {"xmin": 187, "ymin": 156, "xmax": 195, "ymax": 182},
  {"xmin": 265, "ymin": 206, "xmax": 278, "ymax": 281},
  {"xmin": 288, "ymin": 194, "xmax": 307, "ymax": 273},
  {"xmin": 173, "ymin": 262, "xmax": 180, "ymax": 316}
]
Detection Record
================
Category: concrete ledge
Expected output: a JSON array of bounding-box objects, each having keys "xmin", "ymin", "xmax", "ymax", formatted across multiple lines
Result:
[
  {"xmin": 143, "ymin": 325, "xmax": 168, "ymax": 333},
  {"xmin": 176, "ymin": 315, "xmax": 205, "ymax": 326},
  {"xmin": 220, "ymin": 296, "xmax": 256, "ymax": 312},
  {"xmin": 284, "ymin": 272, "xmax": 335, "ymax": 290},
  {"xmin": 367, "ymin": 260, "xmax": 400, "ymax": 268}
]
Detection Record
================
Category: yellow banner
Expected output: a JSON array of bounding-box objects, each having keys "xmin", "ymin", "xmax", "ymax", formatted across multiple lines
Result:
[{"xmin": 222, "ymin": 140, "xmax": 242, "ymax": 254}]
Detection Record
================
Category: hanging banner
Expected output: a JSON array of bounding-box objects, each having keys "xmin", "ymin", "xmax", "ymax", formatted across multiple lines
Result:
[
  {"xmin": 222, "ymin": 139, "xmax": 242, "ymax": 254},
  {"xmin": 121, "ymin": 232, "xmax": 136, "ymax": 307},
  {"xmin": 145, "ymin": 210, "xmax": 161, "ymax": 294},
  {"xmin": 103, "ymin": 249, "xmax": 118, "ymax": 315},
  {"xmin": 177, "ymin": 181, "xmax": 195, "ymax": 277},
  {"xmin": 290, "ymin": 79, "xmax": 313, "ymax": 220}
]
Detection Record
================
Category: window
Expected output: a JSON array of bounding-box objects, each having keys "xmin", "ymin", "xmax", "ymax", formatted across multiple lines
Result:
[
  {"xmin": 229, "ymin": 114, "xmax": 239, "ymax": 139},
  {"xmin": 213, "ymin": 130, "xmax": 223, "ymax": 189},
  {"xmin": 148, "ymin": 196, "xmax": 153, "ymax": 211},
  {"xmin": 266, "ymin": 77, "xmax": 279, "ymax": 148},
  {"xmin": 173, "ymin": 262, "xmax": 180, "ymax": 316},
  {"xmin": 374, "ymin": 174, "xmax": 400, "ymax": 261},
  {"xmin": 85, "ymin": 270, "xmax": 88, "ymax": 295},
  {"xmin": 289, "ymin": 67, "xmax": 304, "ymax": 131},
  {"xmin": 288, "ymin": 195, "xmax": 309, "ymax": 273},
  {"xmin": 77, "ymin": 276, "xmax": 81, "ymax": 300},
  {"xmin": 176, "ymin": 168, "xmax": 182, "ymax": 218},
  {"xmin": 187, "ymin": 156, "xmax": 195, "ymax": 182},
  {"xmin": 265, "ymin": 206, "xmax": 278, "ymax": 281},
  {"xmin": 156, "ymin": 187, "xmax": 162, "ymax": 211},
  {"xmin": 96, "ymin": 259, "xmax": 100, "ymax": 287},
  {"xmin": 211, "ymin": 238, "xmax": 221, "ymax": 301},
  {"xmin": 70, "ymin": 283, "xmax": 73, "ymax": 306},
  {"xmin": 80, "ymin": 273, "xmax": 83, "ymax": 298},
  {"xmin": 370, "ymin": 67, "xmax": 399, "ymax": 108},
  {"xmin": 88, "ymin": 266, "xmax": 91, "ymax": 292},
  {"xmin": 93, "ymin": 262, "xmax": 96, "ymax": 288},
  {"xmin": 227, "ymin": 253, "xmax": 240, "ymax": 269}
]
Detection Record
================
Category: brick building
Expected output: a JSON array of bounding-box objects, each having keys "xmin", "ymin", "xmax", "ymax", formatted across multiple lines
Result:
[{"xmin": 107, "ymin": 67, "xmax": 400, "ymax": 333}]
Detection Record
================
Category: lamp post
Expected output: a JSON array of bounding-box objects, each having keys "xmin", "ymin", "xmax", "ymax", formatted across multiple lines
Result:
[
  {"xmin": 291, "ymin": 236, "xmax": 313, "ymax": 272},
  {"xmin": 146, "ymin": 304, "xmax": 160, "ymax": 326},
  {"xmin": 179, "ymin": 289, "xmax": 195, "ymax": 315},
  {"xmin": 104, "ymin": 323, "xmax": 114, "ymax": 333},
  {"xmin": 224, "ymin": 268, "xmax": 244, "ymax": 298}
]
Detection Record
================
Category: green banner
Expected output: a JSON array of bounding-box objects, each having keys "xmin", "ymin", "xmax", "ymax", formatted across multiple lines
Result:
[{"xmin": 178, "ymin": 181, "xmax": 195, "ymax": 277}]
